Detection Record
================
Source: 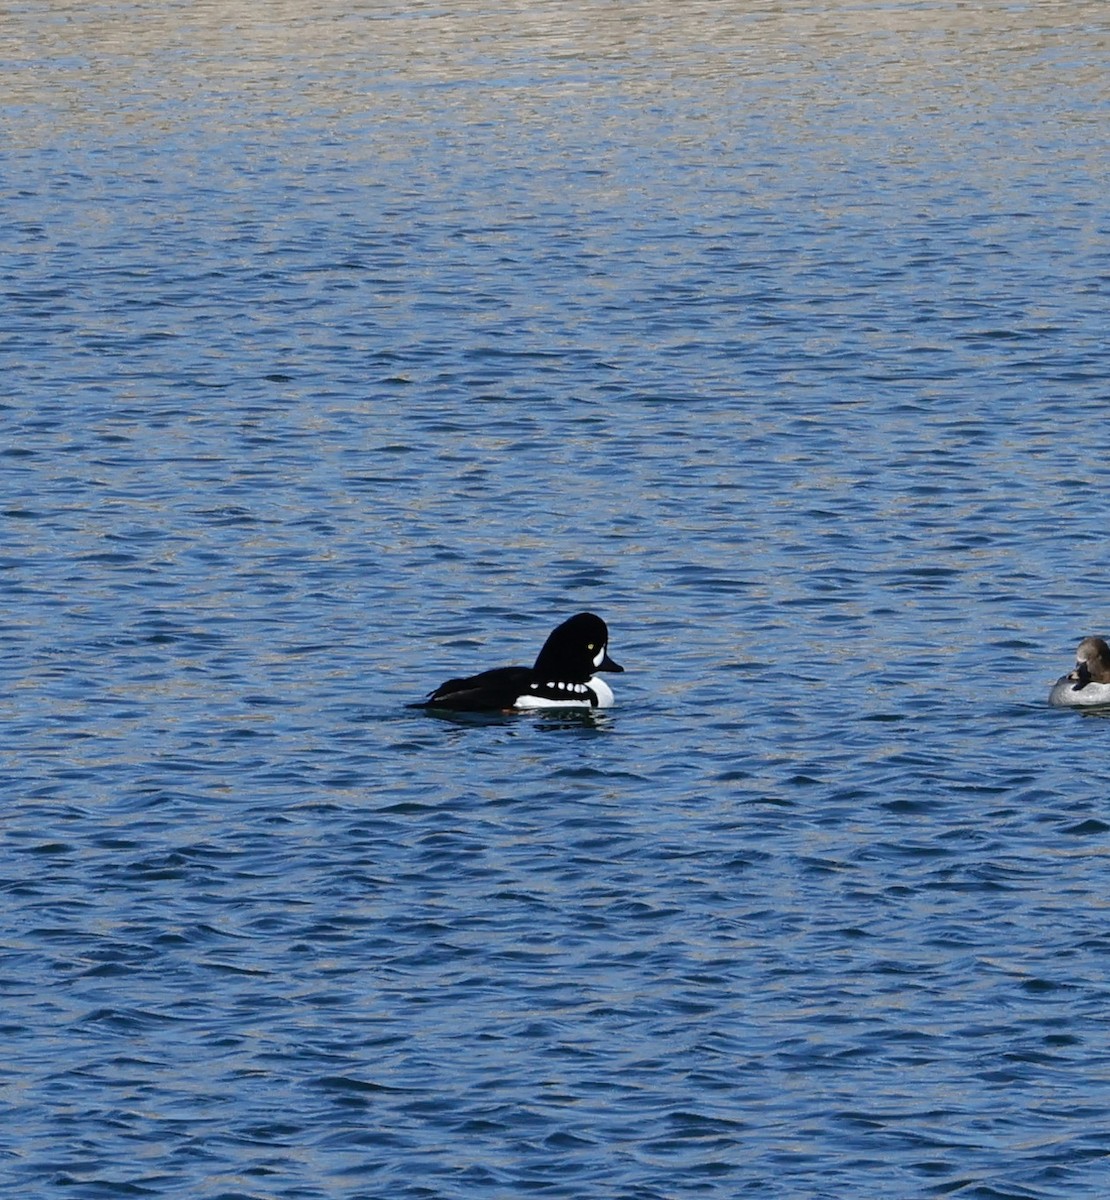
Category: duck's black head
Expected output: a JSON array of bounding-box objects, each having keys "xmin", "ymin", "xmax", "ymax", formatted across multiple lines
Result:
[{"xmin": 532, "ymin": 612, "xmax": 624, "ymax": 682}]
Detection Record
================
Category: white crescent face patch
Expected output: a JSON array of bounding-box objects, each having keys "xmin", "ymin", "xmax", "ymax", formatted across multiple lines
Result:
[{"xmin": 592, "ymin": 645, "xmax": 606, "ymax": 669}]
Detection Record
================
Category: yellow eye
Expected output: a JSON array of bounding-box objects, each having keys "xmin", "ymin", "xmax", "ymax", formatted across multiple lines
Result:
[{"xmin": 587, "ymin": 643, "xmax": 595, "ymax": 650}]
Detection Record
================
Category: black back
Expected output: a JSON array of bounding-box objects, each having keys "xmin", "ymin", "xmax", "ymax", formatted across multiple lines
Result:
[{"xmin": 417, "ymin": 667, "xmax": 529, "ymax": 711}]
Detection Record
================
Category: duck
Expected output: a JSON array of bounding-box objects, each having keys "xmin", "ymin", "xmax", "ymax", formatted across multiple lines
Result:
[
  {"xmin": 413, "ymin": 612, "xmax": 624, "ymax": 712},
  {"xmin": 1048, "ymin": 636, "xmax": 1110, "ymax": 707}
]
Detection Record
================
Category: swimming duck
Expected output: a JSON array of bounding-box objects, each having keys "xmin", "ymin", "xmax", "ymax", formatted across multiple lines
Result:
[
  {"xmin": 413, "ymin": 612, "xmax": 624, "ymax": 712},
  {"xmin": 1048, "ymin": 636, "xmax": 1110, "ymax": 707}
]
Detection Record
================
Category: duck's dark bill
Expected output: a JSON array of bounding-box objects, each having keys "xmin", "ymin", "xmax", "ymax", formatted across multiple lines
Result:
[{"xmin": 1072, "ymin": 663, "xmax": 1092, "ymax": 690}]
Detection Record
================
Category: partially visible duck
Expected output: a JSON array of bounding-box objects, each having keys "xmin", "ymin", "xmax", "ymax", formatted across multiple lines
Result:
[
  {"xmin": 412, "ymin": 612, "xmax": 624, "ymax": 712},
  {"xmin": 1048, "ymin": 636, "xmax": 1110, "ymax": 707}
]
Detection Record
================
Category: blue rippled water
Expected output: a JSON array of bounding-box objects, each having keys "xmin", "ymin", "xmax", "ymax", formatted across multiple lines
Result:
[{"xmin": 3, "ymin": 2, "xmax": 1110, "ymax": 1197}]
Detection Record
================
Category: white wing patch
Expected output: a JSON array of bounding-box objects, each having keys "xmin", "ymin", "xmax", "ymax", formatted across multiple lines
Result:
[{"xmin": 514, "ymin": 676, "xmax": 614, "ymax": 709}]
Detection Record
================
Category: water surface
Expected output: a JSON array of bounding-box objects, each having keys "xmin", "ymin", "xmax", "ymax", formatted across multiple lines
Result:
[{"xmin": 3, "ymin": 3, "xmax": 1110, "ymax": 1197}]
